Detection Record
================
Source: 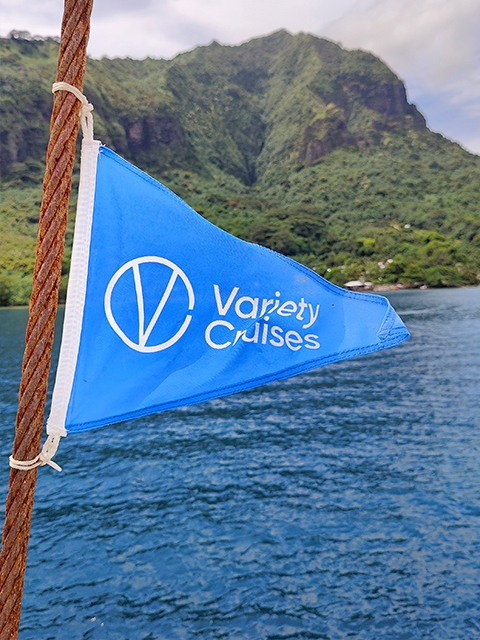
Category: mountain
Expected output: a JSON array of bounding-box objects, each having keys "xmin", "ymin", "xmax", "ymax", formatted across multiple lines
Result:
[{"xmin": 1, "ymin": 29, "xmax": 480, "ymax": 305}]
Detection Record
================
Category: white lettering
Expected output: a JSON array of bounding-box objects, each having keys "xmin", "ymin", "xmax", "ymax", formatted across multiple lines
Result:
[
  {"xmin": 242, "ymin": 322, "xmax": 260, "ymax": 343},
  {"xmin": 214, "ymin": 285, "xmax": 239, "ymax": 316},
  {"xmin": 209, "ymin": 286, "xmax": 321, "ymax": 351},
  {"xmin": 234, "ymin": 330, "xmax": 245, "ymax": 345},
  {"xmin": 235, "ymin": 296, "xmax": 259, "ymax": 319},
  {"xmin": 304, "ymin": 334, "xmax": 320, "ymax": 349},
  {"xmin": 269, "ymin": 325, "xmax": 284, "ymax": 347},
  {"xmin": 296, "ymin": 298, "xmax": 307, "ymax": 321},
  {"xmin": 260, "ymin": 298, "xmax": 274, "ymax": 316},
  {"xmin": 277, "ymin": 300, "xmax": 297, "ymax": 317},
  {"xmin": 269, "ymin": 298, "xmax": 280, "ymax": 314},
  {"xmin": 261, "ymin": 318, "xmax": 269, "ymax": 344},
  {"xmin": 303, "ymin": 303, "xmax": 320, "ymax": 329},
  {"xmin": 205, "ymin": 320, "xmax": 234, "ymax": 349},
  {"xmin": 285, "ymin": 330, "xmax": 303, "ymax": 351}
]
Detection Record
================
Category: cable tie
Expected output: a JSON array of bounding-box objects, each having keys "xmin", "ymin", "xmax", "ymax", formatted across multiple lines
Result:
[
  {"xmin": 52, "ymin": 81, "xmax": 95, "ymax": 142},
  {"xmin": 9, "ymin": 435, "xmax": 62, "ymax": 472}
]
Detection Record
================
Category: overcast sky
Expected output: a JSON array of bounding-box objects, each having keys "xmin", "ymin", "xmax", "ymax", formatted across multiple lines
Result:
[{"xmin": 2, "ymin": 0, "xmax": 479, "ymax": 155}]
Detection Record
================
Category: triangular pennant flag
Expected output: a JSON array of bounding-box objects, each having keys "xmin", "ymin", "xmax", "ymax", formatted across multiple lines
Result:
[{"xmin": 47, "ymin": 143, "xmax": 409, "ymax": 436}]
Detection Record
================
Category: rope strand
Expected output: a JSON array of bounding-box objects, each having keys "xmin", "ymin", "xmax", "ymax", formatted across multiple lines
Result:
[{"xmin": 0, "ymin": 1, "xmax": 94, "ymax": 635}]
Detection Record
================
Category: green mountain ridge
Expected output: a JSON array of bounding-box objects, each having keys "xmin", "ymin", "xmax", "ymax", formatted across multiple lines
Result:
[{"xmin": 1, "ymin": 29, "xmax": 480, "ymax": 305}]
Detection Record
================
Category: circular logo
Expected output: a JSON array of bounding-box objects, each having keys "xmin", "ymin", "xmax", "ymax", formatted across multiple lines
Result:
[{"xmin": 104, "ymin": 256, "xmax": 195, "ymax": 353}]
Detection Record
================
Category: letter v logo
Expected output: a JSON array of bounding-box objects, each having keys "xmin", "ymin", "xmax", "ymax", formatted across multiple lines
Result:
[{"xmin": 105, "ymin": 256, "xmax": 195, "ymax": 353}]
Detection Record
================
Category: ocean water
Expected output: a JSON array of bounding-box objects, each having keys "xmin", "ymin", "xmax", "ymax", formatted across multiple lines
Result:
[{"xmin": 0, "ymin": 287, "xmax": 479, "ymax": 639}]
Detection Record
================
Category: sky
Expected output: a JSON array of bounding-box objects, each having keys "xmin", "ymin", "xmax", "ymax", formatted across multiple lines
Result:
[{"xmin": 1, "ymin": 0, "xmax": 479, "ymax": 155}]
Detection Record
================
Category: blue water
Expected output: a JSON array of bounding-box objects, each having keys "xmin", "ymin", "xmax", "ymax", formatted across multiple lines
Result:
[{"xmin": 1, "ymin": 288, "xmax": 480, "ymax": 639}]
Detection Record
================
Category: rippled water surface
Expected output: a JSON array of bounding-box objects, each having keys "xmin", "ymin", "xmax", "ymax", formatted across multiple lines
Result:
[{"xmin": 1, "ymin": 288, "xmax": 480, "ymax": 639}]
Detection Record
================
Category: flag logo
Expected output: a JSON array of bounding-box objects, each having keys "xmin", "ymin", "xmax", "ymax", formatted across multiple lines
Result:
[{"xmin": 104, "ymin": 256, "xmax": 195, "ymax": 353}]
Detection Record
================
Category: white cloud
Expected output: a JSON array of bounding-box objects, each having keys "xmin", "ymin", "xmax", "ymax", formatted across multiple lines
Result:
[
  {"xmin": 87, "ymin": 0, "xmax": 356, "ymax": 59},
  {"xmin": 326, "ymin": 0, "xmax": 480, "ymax": 83},
  {"xmin": 0, "ymin": 0, "xmax": 63, "ymax": 38},
  {"xmin": 167, "ymin": 0, "xmax": 346, "ymax": 45},
  {"xmin": 89, "ymin": 3, "xmax": 199, "ymax": 59},
  {"xmin": 324, "ymin": 0, "xmax": 480, "ymax": 153},
  {"xmin": 1, "ymin": 0, "xmax": 479, "ymax": 153}
]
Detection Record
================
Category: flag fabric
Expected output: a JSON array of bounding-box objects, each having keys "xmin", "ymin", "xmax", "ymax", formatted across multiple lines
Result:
[{"xmin": 46, "ymin": 143, "xmax": 409, "ymax": 436}]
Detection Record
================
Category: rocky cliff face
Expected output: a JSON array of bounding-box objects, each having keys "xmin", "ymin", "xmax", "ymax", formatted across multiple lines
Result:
[{"xmin": 1, "ymin": 29, "xmax": 427, "ymax": 186}]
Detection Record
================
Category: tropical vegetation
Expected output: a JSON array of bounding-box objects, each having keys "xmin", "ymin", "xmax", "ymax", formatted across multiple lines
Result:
[{"xmin": 1, "ymin": 29, "xmax": 480, "ymax": 305}]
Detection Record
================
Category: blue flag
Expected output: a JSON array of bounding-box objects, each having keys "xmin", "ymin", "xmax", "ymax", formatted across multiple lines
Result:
[{"xmin": 47, "ymin": 144, "xmax": 409, "ymax": 436}]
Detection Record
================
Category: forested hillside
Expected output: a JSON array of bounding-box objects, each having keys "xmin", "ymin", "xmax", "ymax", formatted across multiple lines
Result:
[{"xmin": 1, "ymin": 29, "xmax": 480, "ymax": 305}]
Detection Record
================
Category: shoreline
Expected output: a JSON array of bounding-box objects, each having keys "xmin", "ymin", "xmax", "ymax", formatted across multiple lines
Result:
[{"xmin": 2, "ymin": 285, "xmax": 480, "ymax": 311}]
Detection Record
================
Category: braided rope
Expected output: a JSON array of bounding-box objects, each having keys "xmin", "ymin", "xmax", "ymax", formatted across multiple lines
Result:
[{"xmin": 0, "ymin": 1, "xmax": 94, "ymax": 636}]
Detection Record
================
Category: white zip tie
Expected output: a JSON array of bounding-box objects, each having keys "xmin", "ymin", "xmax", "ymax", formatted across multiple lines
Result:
[
  {"xmin": 10, "ymin": 435, "xmax": 62, "ymax": 472},
  {"xmin": 52, "ymin": 81, "xmax": 95, "ymax": 142}
]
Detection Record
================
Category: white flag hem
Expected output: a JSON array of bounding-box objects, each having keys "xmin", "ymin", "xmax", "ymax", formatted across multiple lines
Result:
[{"xmin": 46, "ymin": 138, "xmax": 101, "ymax": 436}]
